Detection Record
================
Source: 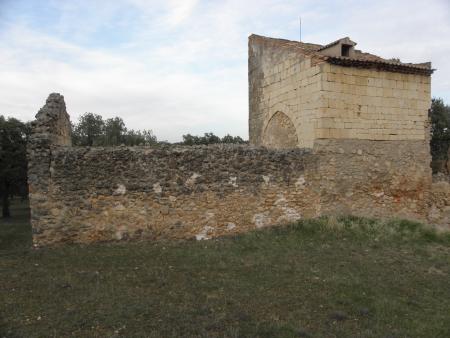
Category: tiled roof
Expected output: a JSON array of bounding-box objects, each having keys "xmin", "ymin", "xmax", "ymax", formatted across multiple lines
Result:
[
  {"xmin": 324, "ymin": 56, "xmax": 434, "ymax": 76},
  {"xmin": 317, "ymin": 37, "xmax": 355, "ymax": 51},
  {"xmin": 249, "ymin": 34, "xmax": 434, "ymax": 75}
]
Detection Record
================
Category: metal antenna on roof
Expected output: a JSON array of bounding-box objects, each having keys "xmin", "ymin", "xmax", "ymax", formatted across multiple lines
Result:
[{"xmin": 299, "ymin": 16, "xmax": 302, "ymax": 42}]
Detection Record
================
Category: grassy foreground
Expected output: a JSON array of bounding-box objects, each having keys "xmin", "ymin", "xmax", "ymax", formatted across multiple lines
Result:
[{"xmin": 1, "ymin": 202, "xmax": 450, "ymax": 338}]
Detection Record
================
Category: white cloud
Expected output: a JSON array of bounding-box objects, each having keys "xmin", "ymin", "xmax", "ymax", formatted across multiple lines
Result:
[
  {"xmin": 164, "ymin": 0, "xmax": 199, "ymax": 26},
  {"xmin": 0, "ymin": 0, "xmax": 449, "ymax": 142},
  {"xmin": 0, "ymin": 22, "xmax": 248, "ymax": 141}
]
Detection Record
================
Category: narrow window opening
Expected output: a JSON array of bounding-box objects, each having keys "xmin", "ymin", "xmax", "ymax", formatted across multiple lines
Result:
[{"xmin": 341, "ymin": 44, "xmax": 351, "ymax": 57}]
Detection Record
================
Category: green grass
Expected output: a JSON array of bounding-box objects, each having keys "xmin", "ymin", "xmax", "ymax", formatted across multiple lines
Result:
[{"xmin": 1, "ymin": 202, "xmax": 450, "ymax": 338}]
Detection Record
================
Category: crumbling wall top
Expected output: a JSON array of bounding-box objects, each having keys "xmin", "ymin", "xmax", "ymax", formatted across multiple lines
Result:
[
  {"xmin": 27, "ymin": 93, "xmax": 71, "ymax": 197},
  {"xmin": 32, "ymin": 93, "xmax": 71, "ymax": 147}
]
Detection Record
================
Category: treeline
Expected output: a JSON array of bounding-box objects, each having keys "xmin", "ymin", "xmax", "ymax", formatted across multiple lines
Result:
[
  {"xmin": 71, "ymin": 113, "xmax": 247, "ymax": 147},
  {"xmin": 181, "ymin": 133, "xmax": 246, "ymax": 145},
  {"xmin": 72, "ymin": 113, "xmax": 158, "ymax": 146}
]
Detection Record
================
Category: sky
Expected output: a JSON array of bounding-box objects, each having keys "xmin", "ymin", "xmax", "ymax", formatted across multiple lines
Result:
[{"xmin": 0, "ymin": 0, "xmax": 449, "ymax": 142}]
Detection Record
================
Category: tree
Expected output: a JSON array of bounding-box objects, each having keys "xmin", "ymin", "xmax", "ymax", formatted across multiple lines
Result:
[
  {"xmin": 104, "ymin": 117, "xmax": 126, "ymax": 146},
  {"xmin": 429, "ymin": 98, "xmax": 450, "ymax": 173},
  {"xmin": 182, "ymin": 133, "xmax": 201, "ymax": 145},
  {"xmin": 72, "ymin": 113, "xmax": 104, "ymax": 146},
  {"xmin": 201, "ymin": 132, "xmax": 221, "ymax": 145},
  {"xmin": 124, "ymin": 129, "xmax": 158, "ymax": 146},
  {"xmin": 72, "ymin": 113, "xmax": 159, "ymax": 147},
  {"xmin": 125, "ymin": 129, "xmax": 140, "ymax": 146},
  {"xmin": 141, "ymin": 129, "xmax": 158, "ymax": 145},
  {"xmin": 182, "ymin": 132, "xmax": 247, "ymax": 145},
  {"xmin": 0, "ymin": 116, "xmax": 29, "ymax": 218},
  {"xmin": 221, "ymin": 134, "xmax": 246, "ymax": 144}
]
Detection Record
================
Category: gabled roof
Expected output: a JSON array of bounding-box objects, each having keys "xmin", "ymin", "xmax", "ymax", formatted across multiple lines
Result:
[
  {"xmin": 318, "ymin": 37, "xmax": 356, "ymax": 51},
  {"xmin": 249, "ymin": 34, "xmax": 434, "ymax": 76}
]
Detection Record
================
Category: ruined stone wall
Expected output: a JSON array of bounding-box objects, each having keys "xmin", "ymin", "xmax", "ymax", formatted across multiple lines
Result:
[
  {"xmin": 429, "ymin": 180, "xmax": 450, "ymax": 229},
  {"xmin": 31, "ymin": 138, "xmax": 447, "ymax": 246},
  {"xmin": 27, "ymin": 94, "xmax": 448, "ymax": 246},
  {"xmin": 27, "ymin": 93, "xmax": 71, "ymax": 240},
  {"xmin": 316, "ymin": 64, "xmax": 431, "ymax": 141},
  {"xmin": 311, "ymin": 139, "xmax": 432, "ymax": 218},
  {"xmin": 37, "ymin": 145, "xmax": 316, "ymax": 244}
]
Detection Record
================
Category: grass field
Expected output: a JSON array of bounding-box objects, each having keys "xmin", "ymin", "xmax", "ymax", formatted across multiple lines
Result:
[{"xmin": 1, "ymin": 201, "xmax": 450, "ymax": 337}]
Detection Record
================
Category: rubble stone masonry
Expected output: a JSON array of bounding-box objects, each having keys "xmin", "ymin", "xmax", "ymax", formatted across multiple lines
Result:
[{"xmin": 27, "ymin": 94, "xmax": 449, "ymax": 245}]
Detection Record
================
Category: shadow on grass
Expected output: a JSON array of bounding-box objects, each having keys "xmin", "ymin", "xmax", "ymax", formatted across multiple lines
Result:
[{"xmin": 0, "ymin": 199, "xmax": 31, "ymax": 251}]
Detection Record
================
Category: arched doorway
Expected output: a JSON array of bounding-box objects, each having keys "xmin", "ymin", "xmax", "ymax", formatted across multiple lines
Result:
[{"xmin": 262, "ymin": 111, "xmax": 298, "ymax": 149}]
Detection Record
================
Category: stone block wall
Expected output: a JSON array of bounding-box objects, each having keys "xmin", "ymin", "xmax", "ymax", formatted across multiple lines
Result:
[
  {"xmin": 316, "ymin": 65, "xmax": 431, "ymax": 141},
  {"xmin": 249, "ymin": 35, "xmax": 431, "ymax": 149},
  {"xmin": 249, "ymin": 35, "xmax": 321, "ymax": 148}
]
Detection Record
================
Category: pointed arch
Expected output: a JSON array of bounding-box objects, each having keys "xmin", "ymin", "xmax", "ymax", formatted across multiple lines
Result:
[{"xmin": 262, "ymin": 111, "xmax": 298, "ymax": 149}]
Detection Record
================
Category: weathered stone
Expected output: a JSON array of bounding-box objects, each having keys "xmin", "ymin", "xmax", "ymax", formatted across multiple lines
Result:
[
  {"xmin": 249, "ymin": 35, "xmax": 432, "ymax": 149},
  {"xmin": 26, "ymin": 45, "xmax": 449, "ymax": 247}
]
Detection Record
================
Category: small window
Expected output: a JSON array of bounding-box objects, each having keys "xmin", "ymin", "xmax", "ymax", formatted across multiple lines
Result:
[{"xmin": 341, "ymin": 44, "xmax": 351, "ymax": 57}]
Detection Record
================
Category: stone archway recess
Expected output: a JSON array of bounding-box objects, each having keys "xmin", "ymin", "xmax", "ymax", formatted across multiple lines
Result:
[{"xmin": 262, "ymin": 111, "xmax": 298, "ymax": 149}]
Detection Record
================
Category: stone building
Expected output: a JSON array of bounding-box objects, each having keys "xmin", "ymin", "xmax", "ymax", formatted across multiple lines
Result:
[
  {"xmin": 248, "ymin": 34, "xmax": 433, "ymax": 149},
  {"xmin": 26, "ymin": 36, "xmax": 449, "ymax": 246}
]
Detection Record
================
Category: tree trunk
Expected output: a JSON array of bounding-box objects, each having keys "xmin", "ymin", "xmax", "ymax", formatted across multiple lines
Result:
[
  {"xmin": 2, "ymin": 182, "xmax": 10, "ymax": 218},
  {"xmin": 2, "ymin": 194, "xmax": 10, "ymax": 218}
]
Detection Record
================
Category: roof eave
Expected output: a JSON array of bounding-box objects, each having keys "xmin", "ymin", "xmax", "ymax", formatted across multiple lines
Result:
[{"xmin": 325, "ymin": 56, "xmax": 435, "ymax": 76}]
